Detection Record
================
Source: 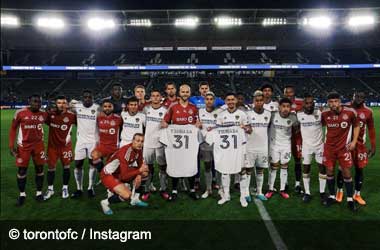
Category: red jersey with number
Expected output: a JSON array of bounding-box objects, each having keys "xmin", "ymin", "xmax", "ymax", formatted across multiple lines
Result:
[
  {"xmin": 47, "ymin": 111, "xmax": 76, "ymax": 147},
  {"xmin": 350, "ymin": 104, "xmax": 375, "ymax": 147},
  {"xmin": 164, "ymin": 103, "xmax": 198, "ymax": 125},
  {"xmin": 9, "ymin": 108, "xmax": 48, "ymax": 149},
  {"xmin": 322, "ymin": 107, "xmax": 359, "ymax": 150},
  {"xmin": 97, "ymin": 113, "xmax": 122, "ymax": 148}
]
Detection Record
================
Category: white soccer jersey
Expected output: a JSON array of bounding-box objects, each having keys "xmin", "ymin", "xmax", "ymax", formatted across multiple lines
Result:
[
  {"xmin": 206, "ymin": 126, "xmax": 246, "ymax": 174},
  {"xmin": 263, "ymin": 100, "xmax": 279, "ymax": 112},
  {"xmin": 72, "ymin": 102, "xmax": 99, "ymax": 144},
  {"xmin": 159, "ymin": 125, "xmax": 203, "ymax": 177},
  {"xmin": 217, "ymin": 109, "xmax": 249, "ymax": 127},
  {"xmin": 269, "ymin": 112, "xmax": 298, "ymax": 148},
  {"xmin": 143, "ymin": 105, "xmax": 167, "ymax": 149},
  {"xmin": 297, "ymin": 110, "xmax": 323, "ymax": 150},
  {"xmin": 246, "ymin": 109, "xmax": 271, "ymax": 153},
  {"xmin": 120, "ymin": 111, "xmax": 145, "ymax": 145}
]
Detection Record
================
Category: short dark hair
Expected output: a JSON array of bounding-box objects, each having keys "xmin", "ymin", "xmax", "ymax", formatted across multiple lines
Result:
[
  {"xmin": 224, "ymin": 92, "xmax": 236, "ymax": 99},
  {"xmin": 279, "ymin": 97, "xmax": 292, "ymax": 105},
  {"xmin": 303, "ymin": 93, "xmax": 313, "ymax": 99},
  {"xmin": 165, "ymin": 82, "xmax": 176, "ymax": 89},
  {"xmin": 127, "ymin": 96, "xmax": 139, "ymax": 104},
  {"xmin": 284, "ymin": 85, "xmax": 295, "ymax": 90},
  {"xmin": 102, "ymin": 99, "xmax": 114, "ymax": 105},
  {"xmin": 199, "ymin": 81, "xmax": 209, "ymax": 88},
  {"xmin": 150, "ymin": 89, "xmax": 162, "ymax": 95},
  {"xmin": 82, "ymin": 89, "xmax": 93, "ymax": 95},
  {"xmin": 236, "ymin": 92, "xmax": 245, "ymax": 97},
  {"xmin": 133, "ymin": 133, "xmax": 144, "ymax": 140},
  {"xmin": 327, "ymin": 92, "xmax": 340, "ymax": 100},
  {"xmin": 29, "ymin": 93, "xmax": 41, "ymax": 100},
  {"xmin": 260, "ymin": 83, "xmax": 274, "ymax": 92},
  {"xmin": 55, "ymin": 95, "xmax": 67, "ymax": 101},
  {"xmin": 111, "ymin": 83, "xmax": 122, "ymax": 89}
]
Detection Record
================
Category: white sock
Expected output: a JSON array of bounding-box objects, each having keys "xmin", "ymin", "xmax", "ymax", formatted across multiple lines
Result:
[
  {"xmin": 159, "ymin": 170, "xmax": 167, "ymax": 191},
  {"xmin": 205, "ymin": 170, "xmax": 212, "ymax": 191},
  {"xmin": 246, "ymin": 174, "xmax": 251, "ymax": 195},
  {"xmin": 239, "ymin": 174, "xmax": 248, "ymax": 197},
  {"xmin": 347, "ymin": 197, "xmax": 353, "ymax": 202},
  {"xmin": 221, "ymin": 174, "xmax": 231, "ymax": 199},
  {"xmin": 74, "ymin": 168, "xmax": 83, "ymax": 190},
  {"xmin": 319, "ymin": 173, "xmax": 327, "ymax": 193},
  {"xmin": 48, "ymin": 185, "xmax": 54, "ymax": 191},
  {"xmin": 88, "ymin": 166, "xmax": 97, "ymax": 190},
  {"xmin": 303, "ymin": 174, "xmax": 310, "ymax": 195},
  {"xmin": 256, "ymin": 172, "xmax": 264, "ymax": 195},
  {"xmin": 269, "ymin": 168, "xmax": 277, "ymax": 190},
  {"xmin": 338, "ymin": 188, "xmax": 343, "ymax": 192},
  {"xmin": 295, "ymin": 181, "xmax": 300, "ymax": 187},
  {"xmin": 36, "ymin": 191, "xmax": 42, "ymax": 196},
  {"xmin": 355, "ymin": 190, "xmax": 360, "ymax": 195},
  {"xmin": 20, "ymin": 192, "xmax": 26, "ymax": 197},
  {"xmin": 62, "ymin": 185, "xmax": 68, "ymax": 190},
  {"xmin": 280, "ymin": 168, "xmax": 288, "ymax": 191}
]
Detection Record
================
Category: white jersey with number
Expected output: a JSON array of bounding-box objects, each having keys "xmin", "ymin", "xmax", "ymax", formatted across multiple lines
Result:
[
  {"xmin": 263, "ymin": 100, "xmax": 279, "ymax": 112},
  {"xmin": 72, "ymin": 102, "xmax": 99, "ymax": 144},
  {"xmin": 246, "ymin": 109, "xmax": 271, "ymax": 153},
  {"xmin": 217, "ymin": 109, "xmax": 249, "ymax": 127},
  {"xmin": 199, "ymin": 108, "xmax": 220, "ymax": 151},
  {"xmin": 159, "ymin": 124, "xmax": 203, "ymax": 177},
  {"xmin": 297, "ymin": 110, "xmax": 323, "ymax": 150},
  {"xmin": 120, "ymin": 111, "xmax": 145, "ymax": 145},
  {"xmin": 206, "ymin": 126, "xmax": 246, "ymax": 174},
  {"xmin": 269, "ymin": 112, "xmax": 298, "ymax": 148},
  {"xmin": 143, "ymin": 105, "xmax": 167, "ymax": 149}
]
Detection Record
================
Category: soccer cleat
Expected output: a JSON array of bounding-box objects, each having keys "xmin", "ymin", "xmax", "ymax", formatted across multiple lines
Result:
[
  {"xmin": 240, "ymin": 196, "xmax": 248, "ymax": 207},
  {"xmin": 324, "ymin": 197, "xmax": 337, "ymax": 207},
  {"xmin": 141, "ymin": 192, "xmax": 150, "ymax": 201},
  {"xmin": 43, "ymin": 189, "xmax": 55, "ymax": 200},
  {"xmin": 218, "ymin": 188, "xmax": 224, "ymax": 197},
  {"xmin": 169, "ymin": 192, "xmax": 178, "ymax": 201},
  {"xmin": 302, "ymin": 194, "xmax": 311, "ymax": 203},
  {"xmin": 62, "ymin": 188, "xmax": 69, "ymax": 199},
  {"xmin": 35, "ymin": 194, "xmax": 44, "ymax": 202},
  {"xmin": 100, "ymin": 200, "xmax": 113, "ymax": 215},
  {"xmin": 265, "ymin": 190, "xmax": 275, "ymax": 199},
  {"xmin": 159, "ymin": 191, "xmax": 170, "ymax": 201},
  {"xmin": 256, "ymin": 194, "xmax": 268, "ymax": 201},
  {"xmin": 319, "ymin": 192, "xmax": 327, "ymax": 205},
  {"xmin": 16, "ymin": 196, "xmax": 26, "ymax": 206},
  {"xmin": 212, "ymin": 181, "xmax": 220, "ymax": 190},
  {"xmin": 347, "ymin": 200, "xmax": 358, "ymax": 212},
  {"xmin": 130, "ymin": 197, "xmax": 149, "ymax": 207},
  {"xmin": 87, "ymin": 188, "xmax": 96, "ymax": 198},
  {"xmin": 353, "ymin": 194, "xmax": 366, "ymax": 206},
  {"xmin": 295, "ymin": 185, "xmax": 303, "ymax": 195},
  {"xmin": 336, "ymin": 190, "xmax": 344, "ymax": 203},
  {"xmin": 280, "ymin": 191, "xmax": 290, "ymax": 199},
  {"xmin": 189, "ymin": 191, "xmax": 200, "ymax": 200},
  {"xmin": 149, "ymin": 183, "xmax": 157, "ymax": 192},
  {"xmin": 245, "ymin": 195, "xmax": 252, "ymax": 203},
  {"xmin": 201, "ymin": 190, "xmax": 212, "ymax": 199},
  {"xmin": 217, "ymin": 196, "xmax": 230, "ymax": 205},
  {"xmin": 71, "ymin": 190, "xmax": 83, "ymax": 199}
]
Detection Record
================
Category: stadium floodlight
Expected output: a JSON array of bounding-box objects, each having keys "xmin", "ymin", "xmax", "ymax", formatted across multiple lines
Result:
[
  {"xmin": 302, "ymin": 16, "xmax": 332, "ymax": 29},
  {"xmin": 214, "ymin": 16, "xmax": 242, "ymax": 27},
  {"xmin": 262, "ymin": 18, "xmax": 287, "ymax": 26},
  {"xmin": 129, "ymin": 19, "xmax": 152, "ymax": 27},
  {"xmin": 1, "ymin": 15, "xmax": 19, "ymax": 27},
  {"xmin": 174, "ymin": 17, "xmax": 199, "ymax": 28},
  {"xmin": 87, "ymin": 17, "xmax": 116, "ymax": 31},
  {"xmin": 348, "ymin": 15, "xmax": 375, "ymax": 27},
  {"xmin": 36, "ymin": 17, "xmax": 65, "ymax": 29}
]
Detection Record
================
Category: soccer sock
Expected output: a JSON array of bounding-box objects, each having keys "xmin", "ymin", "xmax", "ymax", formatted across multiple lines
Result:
[
  {"xmin": 246, "ymin": 174, "xmax": 251, "ymax": 195},
  {"xmin": 280, "ymin": 168, "xmax": 288, "ymax": 191},
  {"xmin": 188, "ymin": 176, "xmax": 196, "ymax": 192},
  {"xmin": 108, "ymin": 194, "xmax": 123, "ymax": 204},
  {"xmin": 256, "ymin": 171, "xmax": 264, "ymax": 195},
  {"xmin": 93, "ymin": 159, "xmax": 104, "ymax": 173},
  {"xmin": 239, "ymin": 174, "xmax": 248, "ymax": 197},
  {"xmin": 63, "ymin": 167, "xmax": 70, "ymax": 186},
  {"xmin": 35, "ymin": 173, "xmax": 44, "ymax": 195},
  {"xmin": 302, "ymin": 173, "xmax": 311, "ymax": 195},
  {"xmin": 327, "ymin": 175, "xmax": 336, "ymax": 198},
  {"xmin": 47, "ymin": 169, "xmax": 55, "ymax": 189},
  {"xmin": 268, "ymin": 168, "xmax": 277, "ymax": 191},
  {"xmin": 354, "ymin": 167, "xmax": 363, "ymax": 194},
  {"xmin": 319, "ymin": 173, "xmax": 327, "ymax": 193},
  {"xmin": 159, "ymin": 169, "xmax": 167, "ymax": 191},
  {"xmin": 295, "ymin": 162, "xmax": 302, "ymax": 185},
  {"xmin": 17, "ymin": 175, "xmax": 27, "ymax": 196},
  {"xmin": 145, "ymin": 164, "xmax": 154, "ymax": 192},
  {"xmin": 74, "ymin": 167, "xmax": 83, "ymax": 191},
  {"xmin": 211, "ymin": 160, "xmax": 216, "ymax": 182},
  {"xmin": 88, "ymin": 165, "xmax": 96, "ymax": 190},
  {"xmin": 172, "ymin": 177, "xmax": 179, "ymax": 193},
  {"xmin": 344, "ymin": 178, "xmax": 354, "ymax": 201},
  {"xmin": 205, "ymin": 170, "xmax": 212, "ymax": 191},
  {"xmin": 336, "ymin": 168, "xmax": 344, "ymax": 190},
  {"xmin": 221, "ymin": 174, "xmax": 231, "ymax": 199}
]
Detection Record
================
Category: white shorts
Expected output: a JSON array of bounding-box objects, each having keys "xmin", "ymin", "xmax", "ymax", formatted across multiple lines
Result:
[
  {"xmin": 270, "ymin": 145, "xmax": 291, "ymax": 165},
  {"xmin": 302, "ymin": 145, "xmax": 324, "ymax": 165},
  {"xmin": 74, "ymin": 142, "xmax": 96, "ymax": 160},
  {"xmin": 245, "ymin": 152, "xmax": 269, "ymax": 169},
  {"xmin": 143, "ymin": 147, "xmax": 166, "ymax": 165}
]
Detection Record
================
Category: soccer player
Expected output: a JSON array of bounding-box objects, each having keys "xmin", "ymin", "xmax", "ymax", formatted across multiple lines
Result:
[
  {"xmin": 260, "ymin": 83, "xmax": 279, "ymax": 112},
  {"xmin": 120, "ymin": 97, "xmax": 145, "ymax": 147},
  {"xmin": 296, "ymin": 94, "xmax": 327, "ymax": 203},
  {"xmin": 162, "ymin": 82, "xmax": 179, "ymax": 108},
  {"xmin": 189, "ymin": 81, "xmax": 225, "ymax": 109},
  {"xmin": 335, "ymin": 92, "xmax": 376, "ymax": 205},
  {"xmin": 44, "ymin": 95, "xmax": 76, "ymax": 200},
  {"xmin": 161, "ymin": 84, "xmax": 201, "ymax": 200},
  {"xmin": 100, "ymin": 83, "xmax": 128, "ymax": 114},
  {"xmin": 322, "ymin": 92, "xmax": 360, "ymax": 212},
  {"xmin": 9, "ymin": 94, "xmax": 48, "ymax": 206},
  {"xmin": 134, "ymin": 85, "xmax": 150, "ymax": 111},
  {"xmin": 266, "ymin": 98, "xmax": 299, "ymax": 199},
  {"xmin": 100, "ymin": 133, "xmax": 149, "ymax": 215},
  {"xmin": 215, "ymin": 93, "xmax": 251, "ymax": 206},
  {"xmin": 91, "ymin": 100, "xmax": 122, "ymax": 173},
  {"xmin": 70, "ymin": 90, "xmax": 100, "ymax": 198},
  {"xmin": 284, "ymin": 85, "xmax": 303, "ymax": 193},
  {"xmin": 198, "ymin": 91, "xmax": 221, "ymax": 198},
  {"xmin": 236, "ymin": 92, "xmax": 250, "ymax": 111},
  {"xmin": 246, "ymin": 90, "xmax": 271, "ymax": 201},
  {"xmin": 141, "ymin": 90, "xmax": 170, "ymax": 201}
]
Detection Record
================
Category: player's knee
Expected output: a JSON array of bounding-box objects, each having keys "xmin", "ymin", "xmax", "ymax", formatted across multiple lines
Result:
[
  {"xmin": 280, "ymin": 164, "xmax": 288, "ymax": 170},
  {"xmin": 48, "ymin": 167, "xmax": 56, "ymax": 172},
  {"xmin": 240, "ymin": 168, "xmax": 247, "ymax": 175},
  {"xmin": 63, "ymin": 165, "xmax": 70, "ymax": 169},
  {"xmin": 141, "ymin": 171, "xmax": 149, "ymax": 178},
  {"xmin": 318, "ymin": 164, "xmax": 326, "ymax": 175},
  {"xmin": 256, "ymin": 168, "xmax": 264, "ymax": 174},
  {"xmin": 35, "ymin": 165, "xmax": 44, "ymax": 174},
  {"xmin": 271, "ymin": 163, "xmax": 280, "ymax": 170},
  {"xmin": 17, "ymin": 167, "xmax": 27, "ymax": 178},
  {"xmin": 75, "ymin": 160, "xmax": 84, "ymax": 168},
  {"xmin": 246, "ymin": 168, "xmax": 252, "ymax": 175},
  {"xmin": 91, "ymin": 150, "xmax": 101, "ymax": 161},
  {"xmin": 303, "ymin": 164, "xmax": 311, "ymax": 173}
]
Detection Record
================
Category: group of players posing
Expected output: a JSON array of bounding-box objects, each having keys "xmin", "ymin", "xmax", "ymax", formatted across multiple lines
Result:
[{"xmin": 9, "ymin": 81, "xmax": 376, "ymax": 214}]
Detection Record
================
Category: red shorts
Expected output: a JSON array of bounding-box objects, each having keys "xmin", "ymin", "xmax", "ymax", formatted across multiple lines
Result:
[
  {"xmin": 47, "ymin": 144, "xmax": 73, "ymax": 168},
  {"xmin": 93, "ymin": 145, "xmax": 117, "ymax": 161},
  {"xmin": 352, "ymin": 144, "xmax": 368, "ymax": 168},
  {"xmin": 100, "ymin": 171, "xmax": 139, "ymax": 192},
  {"xmin": 15, "ymin": 142, "xmax": 46, "ymax": 167},
  {"xmin": 323, "ymin": 145, "xmax": 353, "ymax": 169},
  {"xmin": 291, "ymin": 134, "xmax": 302, "ymax": 159}
]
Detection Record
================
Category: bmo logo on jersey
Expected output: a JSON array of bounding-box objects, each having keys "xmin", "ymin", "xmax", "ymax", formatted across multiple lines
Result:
[
  {"xmin": 109, "ymin": 128, "xmax": 116, "ymax": 134},
  {"xmin": 340, "ymin": 122, "xmax": 348, "ymax": 128}
]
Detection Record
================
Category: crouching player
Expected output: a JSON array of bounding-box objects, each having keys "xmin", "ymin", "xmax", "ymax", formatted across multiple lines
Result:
[{"xmin": 100, "ymin": 133, "xmax": 149, "ymax": 215}]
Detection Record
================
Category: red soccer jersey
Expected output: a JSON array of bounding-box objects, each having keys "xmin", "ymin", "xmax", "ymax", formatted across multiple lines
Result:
[
  {"xmin": 164, "ymin": 102, "xmax": 198, "ymax": 125},
  {"xmin": 97, "ymin": 113, "xmax": 123, "ymax": 148},
  {"xmin": 9, "ymin": 108, "xmax": 48, "ymax": 149},
  {"xmin": 291, "ymin": 98, "xmax": 303, "ymax": 113},
  {"xmin": 351, "ymin": 104, "xmax": 376, "ymax": 148},
  {"xmin": 322, "ymin": 106, "xmax": 359, "ymax": 150},
  {"xmin": 46, "ymin": 111, "xmax": 76, "ymax": 147},
  {"xmin": 162, "ymin": 96, "xmax": 179, "ymax": 108},
  {"xmin": 138, "ymin": 101, "xmax": 150, "ymax": 112}
]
